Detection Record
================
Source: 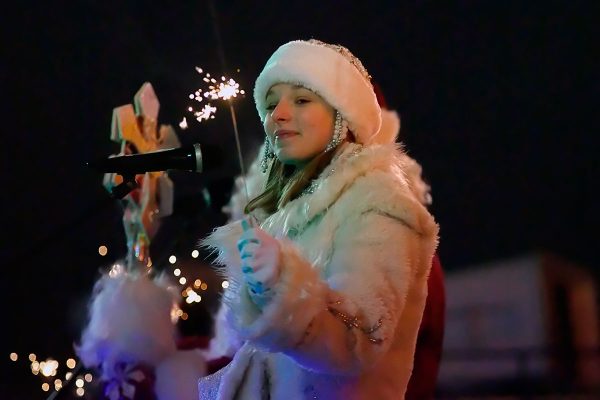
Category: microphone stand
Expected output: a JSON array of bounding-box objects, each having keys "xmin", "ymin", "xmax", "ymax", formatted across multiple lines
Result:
[
  {"xmin": 42, "ymin": 171, "xmax": 134, "ymax": 400},
  {"xmin": 46, "ymin": 361, "xmax": 85, "ymax": 400}
]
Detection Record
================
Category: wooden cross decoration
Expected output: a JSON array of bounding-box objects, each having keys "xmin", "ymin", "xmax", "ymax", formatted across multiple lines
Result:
[{"xmin": 104, "ymin": 82, "xmax": 180, "ymax": 268}]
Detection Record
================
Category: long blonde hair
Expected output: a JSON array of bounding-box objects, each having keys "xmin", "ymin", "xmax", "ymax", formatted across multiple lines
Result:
[{"xmin": 244, "ymin": 148, "xmax": 337, "ymax": 215}]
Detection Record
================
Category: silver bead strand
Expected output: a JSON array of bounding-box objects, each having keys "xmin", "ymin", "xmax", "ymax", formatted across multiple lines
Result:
[
  {"xmin": 325, "ymin": 111, "xmax": 347, "ymax": 152},
  {"xmin": 260, "ymin": 136, "xmax": 275, "ymax": 173}
]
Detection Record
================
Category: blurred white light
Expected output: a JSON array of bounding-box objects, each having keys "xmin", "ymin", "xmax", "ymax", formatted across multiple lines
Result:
[
  {"xmin": 191, "ymin": 250, "xmax": 199, "ymax": 258},
  {"xmin": 169, "ymin": 255, "xmax": 177, "ymax": 264},
  {"xmin": 31, "ymin": 361, "xmax": 40, "ymax": 374},
  {"xmin": 109, "ymin": 263, "xmax": 124, "ymax": 277},
  {"xmin": 174, "ymin": 268, "xmax": 181, "ymax": 277},
  {"xmin": 186, "ymin": 290, "xmax": 202, "ymax": 303},
  {"xmin": 40, "ymin": 359, "xmax": 59, "ymax": 377},
  {"xmin": 222, "ymin": 281, "xmax": 229, "ymax": 289}
]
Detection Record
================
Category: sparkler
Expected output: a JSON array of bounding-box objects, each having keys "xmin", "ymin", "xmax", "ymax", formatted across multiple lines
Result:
[
  {"xmin": 185, "ymin": 66, "xmax": 250, "ymax": 203},
  {"xmin": 186, "ymin": 67, "xmax": 245, "ymax": 124}
]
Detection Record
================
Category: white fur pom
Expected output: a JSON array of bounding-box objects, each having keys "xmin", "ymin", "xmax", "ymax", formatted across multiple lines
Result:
[
  {"xmin": 76, "ymin": 265, "xmax": 179, "ymax": 380},
  {"xmin": 372, "ymin": 108, "xmax": 401, "ymax": 145}
]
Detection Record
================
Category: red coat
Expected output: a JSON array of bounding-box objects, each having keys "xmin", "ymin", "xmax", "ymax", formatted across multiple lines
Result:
[{"xmin": 405, "ymin": 253, "xmax": 446, "ymax": 399}]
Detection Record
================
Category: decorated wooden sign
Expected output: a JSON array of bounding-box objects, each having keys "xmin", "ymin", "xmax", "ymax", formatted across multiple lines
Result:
[{"xmin": 104, "ymin": 82, "xmax": 180, "ymax": 268}]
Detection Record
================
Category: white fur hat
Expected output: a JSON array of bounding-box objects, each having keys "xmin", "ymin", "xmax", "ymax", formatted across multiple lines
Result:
[{"xmin": 254, "ymin": 39, "xmax": 382, "ymax": 145}]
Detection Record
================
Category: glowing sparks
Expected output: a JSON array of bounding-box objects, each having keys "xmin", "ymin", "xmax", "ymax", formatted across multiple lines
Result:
[
  {"xmin": 203, "ymin": 77, "xmax": 244, "ymax": 101},
  {"xmin": 192, "ymin": 104, "xmax": 217, "ymax": 122},
  {"xmin": 179, "ymin": 117, "xmax": 188, "ymax": 129},
  {"xmin": 187, "ymin": 66, "xmax": 245, "ymax": 124}
]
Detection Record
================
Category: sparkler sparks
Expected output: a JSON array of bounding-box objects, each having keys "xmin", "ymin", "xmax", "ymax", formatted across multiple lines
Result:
[{"xmin": 185, "ymin": 67, "xmax": 245, "ymax": 126}]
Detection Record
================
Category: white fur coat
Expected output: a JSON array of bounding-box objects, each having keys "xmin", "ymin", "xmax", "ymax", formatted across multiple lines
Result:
[{"xmin": 200, "ymin": 142, "xmax": 438, "ymax": 399}]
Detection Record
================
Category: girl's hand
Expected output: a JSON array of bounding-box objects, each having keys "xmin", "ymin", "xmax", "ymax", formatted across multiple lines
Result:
[{"xmin": 237, "ymin": 219, "xmax": 281, "ymax": 304}]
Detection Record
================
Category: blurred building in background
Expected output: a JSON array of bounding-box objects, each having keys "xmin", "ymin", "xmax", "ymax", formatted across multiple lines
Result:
[{"xmin": 438, "ymin": 252, "xmax": 600, "ymax": 397}]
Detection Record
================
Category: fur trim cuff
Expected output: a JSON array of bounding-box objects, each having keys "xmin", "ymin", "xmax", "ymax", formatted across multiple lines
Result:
[{"xmin": 226, "ymin": 240, "xmax": 327, "ymax": 351}]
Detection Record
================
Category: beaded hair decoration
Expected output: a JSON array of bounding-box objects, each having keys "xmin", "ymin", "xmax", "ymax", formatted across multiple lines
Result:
[{"xmin": 307, "ymin": 39, "xmax": 373, "ymax": 82}]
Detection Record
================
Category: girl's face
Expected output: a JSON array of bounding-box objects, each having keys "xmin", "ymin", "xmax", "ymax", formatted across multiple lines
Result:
[{"xmin": 264, "ymin": 83, "xmax": 335, "ymax": 166}]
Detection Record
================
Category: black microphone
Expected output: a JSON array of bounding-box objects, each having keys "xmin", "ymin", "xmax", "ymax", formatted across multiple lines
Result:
[{"xmin": 86, "ymin": 143, "xmax": 216, "ymax": 174}]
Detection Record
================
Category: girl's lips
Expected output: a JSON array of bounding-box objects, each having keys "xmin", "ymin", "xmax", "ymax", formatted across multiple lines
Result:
[{"xmin": 275, "ymin": 130, "xmax": 299, "ymax": 140}]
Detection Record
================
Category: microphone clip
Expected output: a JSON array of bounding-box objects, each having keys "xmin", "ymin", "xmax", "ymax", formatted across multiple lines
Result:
[{"xmin": 110, "ymin": 174, "xmax": 140, "ymax": 200}]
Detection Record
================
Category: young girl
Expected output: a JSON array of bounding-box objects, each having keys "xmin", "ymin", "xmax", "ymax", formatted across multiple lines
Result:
[{"xmin": 200, "ymin": 39, "xmax": 439, "ymax": 399}]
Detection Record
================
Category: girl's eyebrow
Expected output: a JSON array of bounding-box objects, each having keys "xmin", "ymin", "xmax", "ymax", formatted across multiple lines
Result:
[
  {"xmin": 266, "ymin": 85, "xmax": 309, "ymax": 99},
  {"xmin": 266, "ymin": 88, "xmax": 274, "ymax": 98}
]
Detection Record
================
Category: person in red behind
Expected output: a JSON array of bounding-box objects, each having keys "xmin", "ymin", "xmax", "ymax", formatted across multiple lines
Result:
[
  {"xmin": 372, "ymin": 82, "xmax": 446, "ymax": 399},
  {"xmin": 407, "ymin": 252, "xmax": 445, "ymax": 399}
]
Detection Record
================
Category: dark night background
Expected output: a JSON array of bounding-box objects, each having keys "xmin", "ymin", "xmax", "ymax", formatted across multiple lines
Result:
[{"xmin": 0, "ymin": 1, "xmax": 596, "ymax": 397}]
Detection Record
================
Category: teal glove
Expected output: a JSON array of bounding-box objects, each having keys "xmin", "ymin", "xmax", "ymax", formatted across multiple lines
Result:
[{"xmin": 237, "ymin": 219, "xmax": 281, "ymax": 308}]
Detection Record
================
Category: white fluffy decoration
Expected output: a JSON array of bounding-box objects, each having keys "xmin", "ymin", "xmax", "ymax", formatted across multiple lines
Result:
[
  {"xmin": 76, "ymin": 266, "xmax": 179, "ymax": 378},
  {"xmin": 373, "ymin": 108, "xmax": 401, "ymax": 145},
  {"xmin": 372, "ymin": 108, "xmax": 432, "ymax": 205}
]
